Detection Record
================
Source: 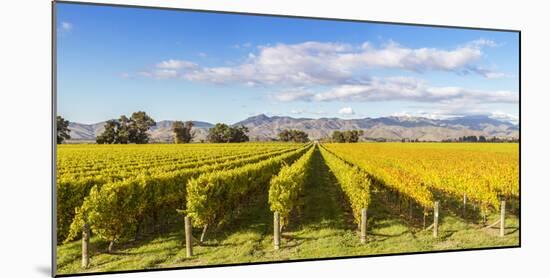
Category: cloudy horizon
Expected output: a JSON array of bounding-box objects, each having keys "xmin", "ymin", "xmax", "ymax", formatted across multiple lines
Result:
[{"xmin": 56, "ymin": 3, "xmax": 519, "ymax": 125}]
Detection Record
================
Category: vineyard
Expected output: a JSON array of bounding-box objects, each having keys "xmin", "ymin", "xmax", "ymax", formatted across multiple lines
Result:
[{"xmin": 56, "ymin": 142, "xmax": 519, "ymax": 274}]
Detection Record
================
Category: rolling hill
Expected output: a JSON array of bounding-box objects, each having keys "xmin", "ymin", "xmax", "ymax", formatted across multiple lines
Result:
[{"xmin": 67, "ymin": 114, "xmax": 518, "ymax": 143}]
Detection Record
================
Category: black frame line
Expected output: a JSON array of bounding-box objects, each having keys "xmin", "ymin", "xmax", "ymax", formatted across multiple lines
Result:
[
  {"xmin": 51, "ymin": 1, "xmax": 522, "ymax": 277},
  {"xmin": 52, "ymin": 2, "xmax": 58, "ymax": 277},
  {"xmin": 55, "ymin": 246, "xmax": 519, "ymax": 278},
  {"xmin": 53, "ymin": 0, "xmax": 520, "ymax": 33}
]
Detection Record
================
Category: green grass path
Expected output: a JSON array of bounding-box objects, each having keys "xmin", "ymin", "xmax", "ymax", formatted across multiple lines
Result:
[{"xmin": 57, "ymin": 147, "xmax": 519, "ymax": 274}]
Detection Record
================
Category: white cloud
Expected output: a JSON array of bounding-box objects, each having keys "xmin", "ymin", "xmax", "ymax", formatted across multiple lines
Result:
[
  {"xmin": 391, "ymin": 110, "xmax": 462, "ymax": 120},
  {"xmin": 290, "ymin": 109, "xmax": 327, "ymax": 116},
  {"xmin": 58, "ymin": 21, "xmax": 73, "ymax": 36},
  {"xmin": 273, "ymin": 76, "xmax": 518, "ymax": 105},
  {"xmin": 337, "ymin": 40, "xmax": 484, "ymax": 72},
  {"xmin": 467, "ymin": 66, "xmax": 509, "ymax": 79},
  {"xmin": 390, "ymin": 97, "xmax": 520, "ymax": 123},
  {"xmin": 271, "ymin": 88, "xmax": 315, "ymax": 102},
  {"xmin": 389, "ymin": 109, "xmax": 520, "ymax": 124},
  {"xmin": 142, "ymin": 39, "xmax": 505, "ymax": 86},
  {"xmin": 337, "ymin": 107, "xmax": 355, "ymax": 115},
  {"xmin": 138, "ymin": 59, "xmax": 199, "ymax": 78},
  {"xmin": 156, "ymin": 59, "xmax": 197, "ymax": 70},
  {"xmin": 61, "ymin": 21, "xmax": 72, "ymax": 31},
  {"xmin": 137, "ymin": 40, "xmax": 513, "ymax": 117},
  {"xmin": 490, "ymin": 111, "xmax": 519, "ymax": 124},
  {"xmin": 233, "ymin": 42, "xmax": 253, "ymax": 49},
  {"xmin": 139, "ymin": 69, "xmax": 178, "ymax": 79},
  {"xmin": 484, "ymin": 72, "xmax": 508, "ymax": 79},
  {"xmin": 466, "ymin": 38, "xmax": 498, "ymax": 48},
  {"xmin": 185, "ymin": 41, "xmax": 354, "ymax": 86}
]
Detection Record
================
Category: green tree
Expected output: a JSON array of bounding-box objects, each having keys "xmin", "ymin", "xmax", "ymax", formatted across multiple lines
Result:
[
  {"xmin": 278, "ymin": 130, "xmax": 291, "ymax": 142},
  {"xmin": 56, "ymin": 116, "xmax": 71, "ymax": 144},
  {"xmin": 182, "ymin": 121, "xmax": 194, "ymax": 143},
  {"xmin": 172, "ymin": 121, "xmax": 185, "ymax": 144},
  {"xmin": 207, "ymin": 123, "xmax": 228, "ymax": 143},
  {"xmin": 207, "ymin": 124, "xmax": 249, "ymax": 143},
  {"xmin": 331, "ymin": 131, "xmax": 345, "ymax": 142},
  {"xmin": 343, "ymin": 131, "xmax": 353, "ymax": 143},
  {"xmin": 96, "ymin": 120, "xmax": 119, "ymax": 144},
  {"xmin": 129, "ymin": 111, "xmax": 156, "ymax": 144},
  {"xmin": 221, "ymin": 125, "xmax": 249, "ymax": 143},
  {"xmin": 230, "ymin": 125, "xmax": 249, "ymax": 142},
  {"xmin": 346, "ymin": 130, "xmax": 364, "ymax": 143},
  {"xmin": 173, "ymin": 121, "xmax": 194, "ymax": 143},
  {"xmin": 115, "ymin": 115, "xmax": 131, "ymax": 144},
  {"xmin": 278, "ymin": 129, "xmax": 309, "ymax": 142},
  {"xmin": 331, "ymin": 130, "xmax": 363, "ymax": 143},
  {"xmin": 96, "ymin": 111, "xmax": 156, "ymax": 144},
  {"xmin": 292, "ymin": 130, "xmax": 309, "ymax": 143}
]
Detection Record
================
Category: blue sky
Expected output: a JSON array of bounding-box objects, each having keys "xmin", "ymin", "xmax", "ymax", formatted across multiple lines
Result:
[{"xmin": 56, "ymin": 3, "xmax": 519, "ymax": 124}]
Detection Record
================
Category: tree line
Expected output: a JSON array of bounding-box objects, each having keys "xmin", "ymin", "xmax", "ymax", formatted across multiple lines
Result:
[
  {"xmin": 206, "ymin": 123, "xmax": 249, "ymax": 143},
  {"xmin": 58, "ymin": 112, "xmax": 254, "ymax": 144},
  {"xmin": 57, "ymin": 116, "xmax": 71, "ymax": 143},
  {"xmin": 331, "ymin": 130, "xmax": 364, "ymax": 143},
  {"xmin": 442, "ymin": 135, "xmax": 519, "ymax": 143},
  {"xmin": 60, "ymin": 113, "xmax": 516, "ymax": 144},
  {"xmin": 96, "ymin": 112, "xmax": 156, "ymax": 144},
  {"xmin": 277, "ymin": 129, "xmax": 309, "ymax": 143},
  {"xmin": 95, "ymin": 112, "xmax": 253, "ymax": 144},
  {"xmin": 276, "ymin": 129, "xmax": 365, "ymax": 143},
  {"xmin": 57, "ymin": 115, "xmax": 367, "ymax": 144}
]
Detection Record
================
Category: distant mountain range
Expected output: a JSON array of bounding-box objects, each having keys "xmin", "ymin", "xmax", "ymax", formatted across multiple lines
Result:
[
  {"xmin": 67, "ymin": 114, "xmax": 519, "ymax": 143},
  {"xmin": 68, "ymin": 120, "xmax": 214, "ymax": 143}
]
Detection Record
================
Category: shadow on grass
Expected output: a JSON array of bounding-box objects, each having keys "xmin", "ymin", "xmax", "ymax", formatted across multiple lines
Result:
[
  {"xmin": 288, "ymin": 148, "xmax": 354, "ymax": 232},
  {"xmin": 282, "ymin": 147, "xmax": 420, "ymax": 248},
  {"xmin": 83, "ymin": 231, "xmax": 182, "ymax": 259},
  {"xmin": 438, "ymin": 230, "xmax": 459, "ymax": 241},
  {"xmin": 506, "ymin": 227, "xmax": 519, "ymax": 235},
  {"xmin": 366, "ymin": 182, "xmax": 420, "ymax": 232},
  {"xmin": 201, "ymin": 189, "xmax": 272, "ymax": 244},
  {"xmin": 366, "ymin": 230, "xmax": 412, "ymax": 244}
]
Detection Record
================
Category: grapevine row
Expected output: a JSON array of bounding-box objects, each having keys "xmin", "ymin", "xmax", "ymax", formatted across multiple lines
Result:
[
  {"xmin": 58, "ymin": 144, "xmax": 305, "ymax": 241},
  {"xmin": 186, "ymin": 144, "xmax": 313, "ymax": 228},
  {"xmin": 65, "ymin": 144, "xmax": 311, "ymax": 245},
  {"xmin": 323, "ymin": 143, "xmax": 518, "ymax": 212},
  {"xmin": 268, "ymin": 146, "xmax": 315, "ymax": 227},
  {"xmin": 319, "ymin": 145, "xmax": 371, "ymax": 224},
  {"xmin": 322, "ymin": 144, "xmax": 435, "ymax": 210}
]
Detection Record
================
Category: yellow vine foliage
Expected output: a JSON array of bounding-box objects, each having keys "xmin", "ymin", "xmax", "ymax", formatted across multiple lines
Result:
[
  {"xmin": 319, "ymin": 145, "xmax": 371, "ymax": 224},
  {"xmin": 268, "ymin": 146, "xmax": 315, "ymax": 226},
  {"xmin": 58, "ymin": 143, "xmax": 304, "ymax": 242},
  {"xmin": 323, "ymin": 143, "xmax": 518, "ymax": 212}
]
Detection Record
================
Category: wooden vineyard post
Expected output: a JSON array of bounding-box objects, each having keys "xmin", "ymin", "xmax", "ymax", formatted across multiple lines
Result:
[
  {"xmin": 360, "ymin": 208, "xmax": 368, "ymax": 244},
  {"xmin": 433, "ymin": 201, "xmax": 439, "ymax": 238},
  {"xmin": 81, "ymin": 223, "xmax": 90, "ymax": 269},
  {"xmin": 184, "ymin": 216, "xmax": 193, "ymax": 257},
  {"xmin": 500, "ymin": 200, "xmax": 506, "ymax": 237},
  {"xmin": 423, "ymin": 209, "xmax": 426, "ymax": 229},
  {"xmin": 274, "ymin": 212, "xmax": 281, "ymax": 250},
  {"xmin": 481, "ymin": 202, "xmax": 488, "ymax": 225},
  {"xmin": 200, "ymin": 224, "xmax": 208, "ymax": 243}
]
